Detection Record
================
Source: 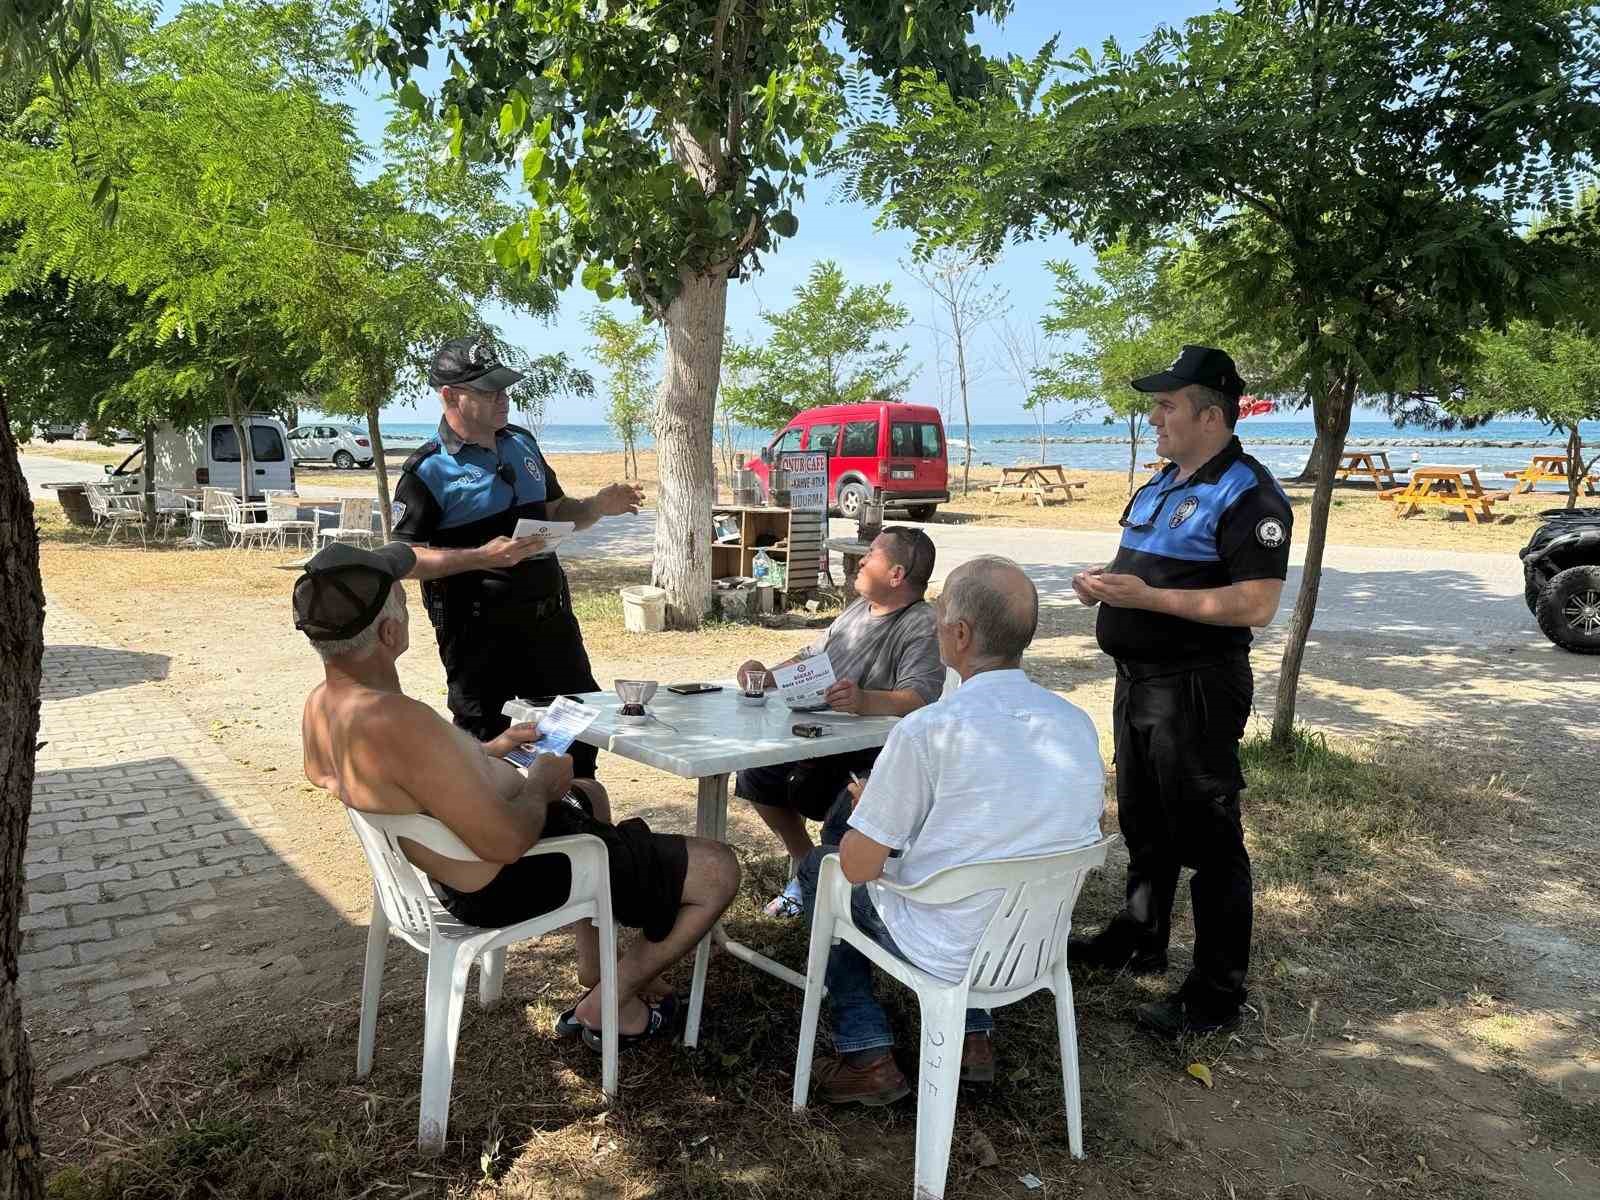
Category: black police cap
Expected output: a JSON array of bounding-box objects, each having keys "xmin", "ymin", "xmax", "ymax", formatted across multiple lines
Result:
[
  {"xmin": 428, "ymin": 336, "xmax": 525, "ymax": 391},
  {"xmin": 1132, "ymin": 345, "xmax": 1247, "ymax": 400}
]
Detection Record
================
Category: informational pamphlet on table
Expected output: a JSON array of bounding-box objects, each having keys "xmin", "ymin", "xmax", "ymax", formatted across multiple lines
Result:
[
  {"xmin": 773, "ymin": 651, "xmax": 836, "ymax": 710},
  {"xmin": 498, "ymin": 696, "xmax": 598, "ymax": 767},
  {"xmin": 777, "ymin": 451, "xmax": 829, "ymax": 515},
  {"xmin": 511, "ymin": 518, "xmax": 576, "ymax": 557}
]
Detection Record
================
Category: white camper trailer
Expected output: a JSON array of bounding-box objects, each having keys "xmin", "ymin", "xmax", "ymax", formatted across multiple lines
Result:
[{"xmin": 104, "ymin": 417, "xmax": 294, "ymax": 500}]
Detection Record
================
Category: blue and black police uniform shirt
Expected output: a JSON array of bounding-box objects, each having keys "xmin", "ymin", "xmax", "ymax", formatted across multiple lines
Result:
[
  {"xmin": 1096, "ymin": 437, "xmax": 1293, "ymax": 663},
  {"xmin": 391, "ymin": 419, "xmax": 566, "ymax": 605}
]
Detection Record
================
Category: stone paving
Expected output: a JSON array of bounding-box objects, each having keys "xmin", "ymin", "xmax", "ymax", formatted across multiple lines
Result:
[{"xmin": 23, "ymin": 601, "xmax": 351, "ymax": 1083}]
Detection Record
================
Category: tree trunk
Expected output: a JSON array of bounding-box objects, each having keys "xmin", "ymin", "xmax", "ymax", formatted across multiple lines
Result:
[
  {"xmin": 1291, "ymin": 427, "xmax": 1328, "ymax": 484},
  {"xmin": 1566, "ymin": 424, "xmax": 1581, "ymax": 511},
  {"xmin": 225, "ymin": 388, "xmax": 254, "ymax": 504},
  {"xmin": 141, "ymin": 423, "xmax": 156, "ymax": 522},
  {"xmin": 956, "ymin": 335, "xmax": 973, "ymax": 494},
  {"xmin": 367, "ymin": 407, "xmax": 393, "ymax": 541},
  {"xmin": 1126, "ymin": 412, "xmax": 1140, "ymax": 495},
  {"xmin": 1038, "ymin": 406, "xmax": 1046, "ymax": 464},
  {"xmin": 651, "ymin": 268, "xmax": 728, "ymax": 628},
  {"xmin": 1271, "ymin": 371, "xmax": 1355, "ymax": 745},
  {"xmin": 0, "ymin": 392, "xmax": 47, "ymax": 1200}
]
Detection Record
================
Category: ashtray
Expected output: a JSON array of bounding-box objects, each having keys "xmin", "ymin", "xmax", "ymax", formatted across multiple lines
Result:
[
  {"xmin": 737, "ymin": 691, "xmax": 768, "ymax": 707},
  {"xmin": 617, "ymin": 702, "xmax": 648, "ymax": 726}
]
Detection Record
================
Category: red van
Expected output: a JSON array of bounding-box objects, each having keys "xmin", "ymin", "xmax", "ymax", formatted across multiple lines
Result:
[{"xmin": 749, "ymin": 402, "xmax": 949, "ymax": 521}]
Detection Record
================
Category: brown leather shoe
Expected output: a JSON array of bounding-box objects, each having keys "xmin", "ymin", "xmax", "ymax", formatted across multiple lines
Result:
[
  {"xmin": 960, "ymin": 1032, "xmax": 996, "ymax": 1084},
  {"xmin": 812, "ymin": 1052, "xmax": 911, "ymax": 1106}
]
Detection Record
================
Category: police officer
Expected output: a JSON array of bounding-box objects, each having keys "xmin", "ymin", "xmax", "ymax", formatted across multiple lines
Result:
[
  {"xmin": 391, "ymin": 337, "xmax": 644, "ymax": 779},
  {"xmin": 1068, "ymin": 345, "xmax": 1292, "ymax": 1038}
]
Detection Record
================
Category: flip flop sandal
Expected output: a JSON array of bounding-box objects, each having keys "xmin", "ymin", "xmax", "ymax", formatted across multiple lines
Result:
[
  {"xmin": 579, "ymin": 993, "xmax": 680, "ymax": 1052},
  {"xmin": 553, "ymin": 987, "xmax": 596, "ymax": 1039}
]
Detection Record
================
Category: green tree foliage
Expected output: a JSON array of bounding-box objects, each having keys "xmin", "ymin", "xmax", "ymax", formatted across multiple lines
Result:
[
  {"xmin": 722, "ymin": 260, "xmax": 910, "ymax": 430},
  {"xmin": 1034, "ymin": 244, "xmax": 1177, "ymax": 495},
  {"xmin": 354, "ymin": 0, "xmax": 1010, "ymax": 626},
  {"xmin": 586, "ymin": 309, "xmax": 660, "ymax": 481},
  {"xmin": 846, "ymin": 0, "xmax": 1600, "ymax": 740},
  {"xmin": 1460, "ymin": 320, "xmax": 1600, "ymax": 508}
]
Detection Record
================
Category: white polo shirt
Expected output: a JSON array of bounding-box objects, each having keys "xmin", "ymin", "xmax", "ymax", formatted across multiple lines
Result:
[{"xmin": 847, "ymin": 669, "xmax": 1105, "ymax": 983}]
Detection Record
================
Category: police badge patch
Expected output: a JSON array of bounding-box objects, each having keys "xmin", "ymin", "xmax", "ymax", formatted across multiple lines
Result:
[
  {"xmin": 390, "ymin": 500, "xmax": 407, "ymax": 524},
  {"xmin": 1255, "ymin": 517, "xmax": 1287, "ymax": 549},
  {"xmin": 1169, "ymin": 496, "xmax": 1199, "ymax": 528}
]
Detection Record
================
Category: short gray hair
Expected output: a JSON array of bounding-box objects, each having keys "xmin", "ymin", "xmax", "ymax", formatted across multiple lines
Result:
[
  {"xmin": 940, "ymin": 555, "xmax": 1038, "ymax": 665},
  {"xmin": 1185, "ymin": 383, "xmax": 1240, "ymax": 429},
  {"xmin": 310, "ymin": 583, "xmax": 405, "ymax": 663}
]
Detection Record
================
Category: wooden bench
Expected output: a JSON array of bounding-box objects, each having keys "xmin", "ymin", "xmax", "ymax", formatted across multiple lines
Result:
[
  {"xmin": 988, "ymin": 479, "xmax": 1088, "ymax": 507},
  {"xmin": 1382, "ymin": 466, "xmax": 1508, "ymax": 524}
]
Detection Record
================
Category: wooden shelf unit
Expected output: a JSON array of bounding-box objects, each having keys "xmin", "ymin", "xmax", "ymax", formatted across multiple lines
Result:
[{"xmin": 711, "ymin": 505, "xmax": 826, "ymax": 598}]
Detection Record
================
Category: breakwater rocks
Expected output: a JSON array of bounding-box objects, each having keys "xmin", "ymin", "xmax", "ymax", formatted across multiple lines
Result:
[{"xmin": 993, "ymin": 435, "xmax": 1557, "ymax": 449}]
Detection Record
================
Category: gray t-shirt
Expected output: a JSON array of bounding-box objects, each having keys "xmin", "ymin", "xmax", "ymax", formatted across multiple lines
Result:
[{"xmin": 809, "ymin": 598, "xmax": 945, "ymax": 704}]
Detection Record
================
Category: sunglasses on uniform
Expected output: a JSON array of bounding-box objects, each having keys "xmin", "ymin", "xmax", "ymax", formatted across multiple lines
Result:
[{"xmin": 1118, "ymin": 486, "xmax": 1183, "ymax": 532}]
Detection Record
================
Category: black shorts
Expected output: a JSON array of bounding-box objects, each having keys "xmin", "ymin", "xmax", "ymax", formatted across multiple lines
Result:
[
  {"xmin": 432, "ymin": 792, "xmax": 688, "ymax": 942},
  {"xmin": 735, "ymin": 749, "xmax": 880, "ymax": 821}
]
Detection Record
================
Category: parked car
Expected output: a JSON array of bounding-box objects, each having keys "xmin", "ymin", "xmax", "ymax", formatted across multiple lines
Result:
[
  {"xmin": 288, "ymin": 423, "xmax": 374, "ymax": 469},
  {"xmin": 1521, "ymin": 507, "xmax": 1600, "ymax": 654},
  {"xmin": 103, "ymin": 417, "xmax": 295, "ymax": 501},
  {"xmin": 40, "ymin": 423, "xmax": 82, "ymax": 442},
  {"xmin": 747, "ymin": 401, "xmax": 949, "ymax": 521}
]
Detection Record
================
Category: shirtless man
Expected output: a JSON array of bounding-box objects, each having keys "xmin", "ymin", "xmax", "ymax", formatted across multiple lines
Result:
[{"xmin": 295, "ymin": 541, "xmax": 738, "ymax": 1046}]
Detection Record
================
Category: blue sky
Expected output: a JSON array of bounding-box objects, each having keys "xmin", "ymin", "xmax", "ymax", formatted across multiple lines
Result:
[{"xmin": 320, "ymin": 2, "xmax": 1341, "ymax": 427}]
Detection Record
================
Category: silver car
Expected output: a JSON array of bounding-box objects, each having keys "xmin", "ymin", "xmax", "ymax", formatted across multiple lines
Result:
[{"xmin": 288, "ymin": 424, "xmax": 374, "ymax": 469}]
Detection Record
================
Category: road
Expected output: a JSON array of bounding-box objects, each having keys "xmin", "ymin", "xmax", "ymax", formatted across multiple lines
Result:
[{"xmin": 24, "ymin": 450, "xmax": 1534, "ymax": 649}]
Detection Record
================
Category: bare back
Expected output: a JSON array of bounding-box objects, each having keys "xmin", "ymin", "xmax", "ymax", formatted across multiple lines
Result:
[{"xmin": 302, "ymin": 680, "xmax": 522, "ymax": 891}]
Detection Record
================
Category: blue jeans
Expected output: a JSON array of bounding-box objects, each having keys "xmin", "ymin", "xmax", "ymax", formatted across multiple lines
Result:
[{"xmin": 798, "ymin": 848, "xmax": 993, "ymax": 1054}]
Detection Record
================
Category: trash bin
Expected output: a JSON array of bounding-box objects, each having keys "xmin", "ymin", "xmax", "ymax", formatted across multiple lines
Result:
[{"xmin": 620, "ymin": 584, "xmax": 668, "ymax": 633}]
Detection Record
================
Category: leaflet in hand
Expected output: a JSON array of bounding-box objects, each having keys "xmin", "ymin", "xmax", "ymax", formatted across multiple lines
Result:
[
  {"xmin": 511, "ymin": 518, "xmax": 576, "ymax": 557},
  {"xmin": 499, "ymin": 696, "xmax": 598, "ymax": 767},
  {"xmin": 772, "ymin": 652, "xmax": 836, "ymax": 710}
]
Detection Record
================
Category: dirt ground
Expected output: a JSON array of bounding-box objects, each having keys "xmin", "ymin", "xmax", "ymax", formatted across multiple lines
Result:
[{"xmin": 26, "ymin": 464, "xmax": 1600, "ymax": 1198}]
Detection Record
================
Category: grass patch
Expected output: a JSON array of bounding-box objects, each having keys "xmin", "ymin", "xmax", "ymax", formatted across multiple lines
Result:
[{"xmin": 1516, "ymin": 1072, "xmax": 1600, "ymax": 1159}]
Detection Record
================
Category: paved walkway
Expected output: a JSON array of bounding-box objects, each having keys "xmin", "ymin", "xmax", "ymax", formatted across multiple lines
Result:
[{"xmin": 23, "ymin": 603, "xmax": 340, "ymax": 1083}]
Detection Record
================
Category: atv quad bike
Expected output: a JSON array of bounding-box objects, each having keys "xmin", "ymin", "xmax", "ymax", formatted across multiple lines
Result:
[{"xmin": 1520, "ymin": 507, "xmax": 1600, "ymax": 654}]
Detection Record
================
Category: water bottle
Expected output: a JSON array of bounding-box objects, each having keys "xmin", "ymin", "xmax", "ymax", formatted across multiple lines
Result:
[{"xmin": 752, "ymin": 548, "xmax": 773, "ymax": 584}]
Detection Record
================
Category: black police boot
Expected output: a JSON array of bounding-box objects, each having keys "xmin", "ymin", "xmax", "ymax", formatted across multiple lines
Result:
[
  {"xmin": 1134, "ymin": 991, "xmax": 1243, "ymax": 1039},
  {"xmin": 1067, "ymin": 931, "xmax": 1168, "ymax": 976}
]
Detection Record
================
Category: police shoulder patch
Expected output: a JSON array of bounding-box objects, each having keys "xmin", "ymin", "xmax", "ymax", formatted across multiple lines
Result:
[
  {"xmin": 390, "ymin": 500, "xmax": 407, "ymax": 525},
  {"xmin": 1255, "ymin": 517, "xmax": 1287, "ymax": 549}
]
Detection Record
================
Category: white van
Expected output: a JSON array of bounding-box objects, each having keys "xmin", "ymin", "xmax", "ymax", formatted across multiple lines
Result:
[{"xmin": 104, "ymin": 417, "xmax": 295, "ymax": 500}]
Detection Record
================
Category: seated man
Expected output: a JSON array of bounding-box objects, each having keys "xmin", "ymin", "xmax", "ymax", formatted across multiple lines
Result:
[
  {"xmin": 735, "ymin": 526, "xmax": 944, "ymax": 917},
  {"xmin": 797, "ymin": 556, "xmax": 1105, "ymax": 1103},
  {"xmin": 296, "ymin": 541, "xmax": 738, "ymax": 1046}
]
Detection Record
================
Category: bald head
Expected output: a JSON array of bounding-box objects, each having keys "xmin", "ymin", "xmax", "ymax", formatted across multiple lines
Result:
[{"xmin": 940, "ymin": 556, "xmax": 1039, "ymax": 666}]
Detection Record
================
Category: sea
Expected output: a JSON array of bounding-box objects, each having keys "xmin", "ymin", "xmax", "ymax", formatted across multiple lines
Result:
[{"xmin": 368, "ymin": 419, "xmax": 1600, "ymax": 486}]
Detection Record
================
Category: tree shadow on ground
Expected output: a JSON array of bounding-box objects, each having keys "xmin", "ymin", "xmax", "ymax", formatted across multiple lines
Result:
[{"xmin": 40, "ymin": 644, "xmax": 171, "ymax": 701}]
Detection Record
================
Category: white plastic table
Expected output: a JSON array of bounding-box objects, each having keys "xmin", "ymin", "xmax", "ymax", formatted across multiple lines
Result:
[{"xmin": 566, "ymin": 684, "xmax": 901, "ymax": 1047}]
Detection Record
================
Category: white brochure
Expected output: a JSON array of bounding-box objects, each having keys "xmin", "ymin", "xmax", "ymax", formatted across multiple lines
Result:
[
  {"xmin": 511, "ymin": 518, "xmax": 576, "ymax": 557},
  {"xmin": 499, "ymin": 696, "xmax": 598, "ymax": 767},
  {"xmin": 773, "ymin": 652, "xmax": 836, "ymax": 711}
]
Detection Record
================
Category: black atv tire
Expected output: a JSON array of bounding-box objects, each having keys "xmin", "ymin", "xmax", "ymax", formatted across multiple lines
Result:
[{"xmin": 1535, "ymin": 564, "xmax": 1600, "ymax": 655}]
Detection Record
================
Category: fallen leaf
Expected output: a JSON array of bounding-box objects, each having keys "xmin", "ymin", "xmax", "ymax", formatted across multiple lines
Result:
[
  {"xmin": 968, "ymin": 1130, "xmax": 998, "ymax": 1168},
  {"xmin": 1019, "ymin": 1174, "xmax": 1042, "ymax": 1190},
  {"xmin": 1186, "ymin": 1062, "xmax": 1214, "ymax": 1089}
]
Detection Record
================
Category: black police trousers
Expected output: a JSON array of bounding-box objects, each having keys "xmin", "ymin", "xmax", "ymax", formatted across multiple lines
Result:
[
  {"xmin": 436, "ymin": 595, "xmax": 601, "ymax": 779},
  {"xmin": 1105, "ymin": 654, "xmax": 1254, "ymax": 1012}
]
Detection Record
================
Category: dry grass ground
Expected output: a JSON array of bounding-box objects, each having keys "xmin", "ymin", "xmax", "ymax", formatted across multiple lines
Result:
[{"xmin": 27, "ymin": 490, "xmax": 1600, "ymax": 1200}]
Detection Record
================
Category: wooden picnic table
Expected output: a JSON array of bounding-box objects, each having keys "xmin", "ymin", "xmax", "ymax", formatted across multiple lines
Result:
[
  {"xmin": 1379, "ymin": 465, "xmax": 1509, "ymax": 525},
  {"xmin": 1141, "ymin": 459, "xmax": 1170, "ymax": 472},
  {"xmin": 989, "ymin": 463, "xmax": 1087, "ymax": 507},
  {"xmin": 1505, "ymin": 451, "xmax": 1599, "ymax": 496},
  {"xmin": 1335, "ymin": 449, "xmax": 1401, "ymax": 488}
]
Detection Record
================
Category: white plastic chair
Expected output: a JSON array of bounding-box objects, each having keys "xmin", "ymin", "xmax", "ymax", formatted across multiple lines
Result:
[
  {"xmin": 344, "ymin": 809, "xmax": 619, "ymax": 1152},
  {"xmin": 184, "ymin": 487, "xmax": 230, "ymax": 547},
  {"xmin": 84, "ymin": 483, "xmax": 147, "ymax": 546},
  {"xmin": 316, "ymin": 497, "xmax": 376, "ymax": 548},
  {"xmin": 265, "ymin": 494, "xmax": 315, "ymax": 549},
  {"xmin": 793, "ymin": 836, "xmax": 1117, "ymax": 1198},
  {"xmin": 220, "ymin": 492, "xmax": 273, "ymax": 550}
]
